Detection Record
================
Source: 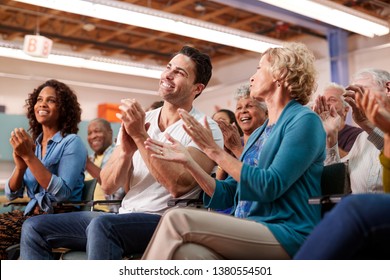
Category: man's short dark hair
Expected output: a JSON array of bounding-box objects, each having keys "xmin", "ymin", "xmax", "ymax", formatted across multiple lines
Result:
[
  {"xmin": 91, "ymin": 118, "xmax": 112, "ymax": 133},
  {"xmin": 178, "ymin": 46, "xmax": 212, "ymax": 90}
]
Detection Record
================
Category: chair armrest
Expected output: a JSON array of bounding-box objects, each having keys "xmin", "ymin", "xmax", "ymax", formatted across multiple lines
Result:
[
  {"xmin": 3, "ymin": 196, "xmax": 30, "ymax": 207},
  {"xmin": 167, "ymin": 198, "xmax": 203, "ymax": 207},
  {"xmin": 52, "ymin": 200, "xmax": 93, "ymax": 207},
  {"xmin": 5, "ymin": 199, "xmax": 122, "ymax": 209},
  {"xmin": 52, "ymin": 199, "xmax": 122, "ymax": 212},
  {"xmin": 91, "ymin": 199, "xmax": 122, "ymax": 207},
  {"xmin": 308, "ymin": 194, "xmax": 346, "ymax": 205},
  {"xmin": 52, "ymin": 199, "xmax": 123, "ymax": 206},
  {"xmin": 6, "ymin": 244, "xmax": 21, "ymax": 260},
  {"xmin": 3, "ymin": 201, "xmax": 29, "ymax": 207}
]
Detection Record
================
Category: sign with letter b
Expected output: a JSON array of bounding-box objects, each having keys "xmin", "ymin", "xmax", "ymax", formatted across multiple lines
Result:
[{"xmin": 23, "ymin": 35, "xmax": 53, "ymax": 58}]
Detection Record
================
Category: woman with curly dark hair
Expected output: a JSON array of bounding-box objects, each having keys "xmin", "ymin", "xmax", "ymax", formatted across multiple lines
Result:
[{"xmin": 0, "ymin": 79, "xmax": 87, "ymax": 259}]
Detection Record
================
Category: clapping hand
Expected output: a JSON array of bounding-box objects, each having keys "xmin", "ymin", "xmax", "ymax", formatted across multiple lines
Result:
[
  {"xmin": 9, "ymin": 128, "xmax": 34, "ymax": 169},
  {"xmin": 356, "ymin": 89, "xmax": 390, "ymax": 134},
  {"xmin": 344, "ymin": 85, "xmax": 372, "ymax": 130},
  {"xmin": 118, "ymin": 123, "xmax": 137, "ymax": 154},
  {"xmin": 116, "ymin": 99, "xmax": 146, "ymax": 139},
  {"xmin": 178, "ymin": 108, "xmax": 221, "ymax": 156},
  {"xmin": 313, "ymin": 95, "xmax": 341, "ymax": 135},
  {"xmin": 10, "ymin": 128, "xmax": 35, "ymax": 158},
  {"xmin": 217, "ymin": 120, "xmax": 242, "ymax": 157},
  {"xmin": 145, "ymin": 133, "xmax": 191, "ymax": 166}
]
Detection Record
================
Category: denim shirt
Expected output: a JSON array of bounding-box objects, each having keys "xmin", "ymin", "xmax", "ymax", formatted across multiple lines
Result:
[{"xmin": 5, "ymin": 132, "xmax": 87, "ymax": 215}]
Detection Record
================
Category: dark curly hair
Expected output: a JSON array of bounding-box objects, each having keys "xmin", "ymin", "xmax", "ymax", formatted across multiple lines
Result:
[{"xmin": 25, "ymin": 79, "xmax": 82, "ymax": 141}]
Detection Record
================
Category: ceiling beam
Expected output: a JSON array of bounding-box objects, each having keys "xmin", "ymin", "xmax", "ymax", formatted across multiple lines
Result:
[{"xmin": 210, "ymin": 0, "xmax": 332, "ymax": 35}]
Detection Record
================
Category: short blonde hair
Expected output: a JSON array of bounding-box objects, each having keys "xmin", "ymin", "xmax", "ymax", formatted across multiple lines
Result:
[{"xmin": 263, "ymin": 42, "xmax": 317, "ymax": 105}]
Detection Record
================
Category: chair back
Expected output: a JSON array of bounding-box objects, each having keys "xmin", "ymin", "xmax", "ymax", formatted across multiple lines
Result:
[
  {"xmin": 321, "ymin": 162, "xmax": 350, "ymax": 195},
  {"xmin": 319, "ymin": 162, "xmax": 350, "ymax": 216},
  {"xmin": 82, "ymin": 179, "xmax": 98, "ymax": 201},
  {"xmin": 80, "ymin": 179, "xmax": 98, "ymax": 211}
]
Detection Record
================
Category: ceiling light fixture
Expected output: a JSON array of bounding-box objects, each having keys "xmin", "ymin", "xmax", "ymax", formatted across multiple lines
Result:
[
  {"xmin": 0, "ymin": 42, "xmax": 164, "ymax": 79},
  {"xmin": 13, "ymin": 0, "xmax": 282, "ymax": 53},
  {"xmin": 82, "ymin": 23, "xmax": 96, "ymax": 32},
  {"xmin": 257, "ymin": 0, "xmax": 389, "ymax": 37},
  {"xmin": 195, "ymin": 2, "xmax": 206, "ymax": 13}
]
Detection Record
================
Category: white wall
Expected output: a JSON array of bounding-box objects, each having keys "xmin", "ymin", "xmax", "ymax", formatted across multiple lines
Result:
[
  {"xmin": 0, "ymin": 161, "xmax": 14, "ymax": 189},
  {"xmin": 197, "ymin": 34, "xmax": 390, "ymax": 116},
  {"xmin": 348, "ymin": 34, "xmax": 390, "ymax": 75},
  {"xmin": 2, "ymin": 34, "xmax": 389, "ymax": 119},
  {"xmin": 0, "ymin": 56, "xmax": 162, "ymax": 120}
]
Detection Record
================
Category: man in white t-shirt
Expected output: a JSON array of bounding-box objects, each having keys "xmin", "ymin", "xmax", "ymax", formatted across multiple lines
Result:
[{"xmin": 20, "ymin": 46, "xmax": 224, "ymax": 259}]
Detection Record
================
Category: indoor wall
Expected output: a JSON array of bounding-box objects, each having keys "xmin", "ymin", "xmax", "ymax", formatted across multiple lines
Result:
[{"xmin": 0, "ymin": 33, "xmax": 389, "ymax": 184}]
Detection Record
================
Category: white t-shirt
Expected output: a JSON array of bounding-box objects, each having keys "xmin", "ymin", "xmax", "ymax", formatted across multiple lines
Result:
[
  {"xmin": 117, "ymin": 106, "xmax": 223, "ymax": 215},
  {"xmin": 326, "ymin": 130, "xmax": 383, "ymax": 193},
  {"xmin": 345, "ymin": 131, "xmax": 383, "ymax": 193}
]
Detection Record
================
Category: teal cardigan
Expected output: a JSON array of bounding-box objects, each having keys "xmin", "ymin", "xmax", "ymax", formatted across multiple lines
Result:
[{"xmin": 204, "ymin": 100, "xmax": 326, "ymax": 257}]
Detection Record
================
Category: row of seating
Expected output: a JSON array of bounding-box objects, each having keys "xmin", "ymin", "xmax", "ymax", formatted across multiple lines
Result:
[{"xmin": 3, "ymin": 162, "xmax": 350, "ymax": 259}]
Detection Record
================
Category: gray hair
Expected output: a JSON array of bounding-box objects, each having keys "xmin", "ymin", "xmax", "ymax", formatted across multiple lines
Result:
[
  {"xmin": 352, "ymin": 68, "xmax": 390, "ymax": 90},
  {"xmin": 234, "ymin": 84, "xmax": 251, "ymax": 100},
  {"xmin": 323, "ymin": 82, "xmax": 348, "ymax": 107},
  {"xmin": 234, "ymin": 84, "xmax": 267, "ymax": 113},
  {"xmin": 90, "ymin": 117, "xmax": 112, "ymax": 132}
]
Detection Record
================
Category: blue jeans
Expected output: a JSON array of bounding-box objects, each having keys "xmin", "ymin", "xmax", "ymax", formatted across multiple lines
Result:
[
  {"xmin": 294, "ymin": 194, "xmax": 390, "ymax": 259},
  {"xmin": 20, "ymin": 211, "xmax": 161, "ymax": 259}
]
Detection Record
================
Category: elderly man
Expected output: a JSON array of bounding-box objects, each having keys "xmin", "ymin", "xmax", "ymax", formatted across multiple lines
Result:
[
  {"xmin": 315, "ymin": 82, "xmax": 362, "ymax": 158},
  {"xmin": 85, "ymin": 118, "xmax": 124, "ymax": 212},
  {"xmin": 316, "ymin": 69, "xmax": 389, "ymax": 193}
]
